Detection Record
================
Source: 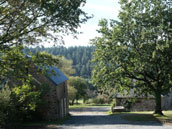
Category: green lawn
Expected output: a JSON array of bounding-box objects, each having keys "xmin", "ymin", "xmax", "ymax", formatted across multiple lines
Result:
[
  {"xmin": 120, "ymin": 111, "xmax": 158, "ymax": 122},
  {"xmin": 155, "ymin": 111, "xmax": 172, "ymax": 122},
  {"xmin": 69, "ymin": 104, "xmax": 110, "ymax": 109},
  {"xmin": 69, "ymin": 99, "xmax": 110, "ymax": 109},
  {"xmin": 111, "ymin": 111, "xmax": 172, "ymax": 123}
]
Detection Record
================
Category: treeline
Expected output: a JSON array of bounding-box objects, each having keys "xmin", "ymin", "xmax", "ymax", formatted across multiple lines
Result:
[{"xmin": 30, "ymin": 46, "xmax": 95, "ymax": 79}]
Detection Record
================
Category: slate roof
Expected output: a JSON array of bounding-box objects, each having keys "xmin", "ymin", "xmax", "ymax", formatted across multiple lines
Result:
[
  {"xmin": 24, "ymin": 50, "xmax": 68, "ymax": 85},
  {"xmin": 0, "ymin": 51, "xmax": 68, "ymax": 88},
  {"xmin": 46, "ymin": 66, "xmax": 68, "ymax": 85}
]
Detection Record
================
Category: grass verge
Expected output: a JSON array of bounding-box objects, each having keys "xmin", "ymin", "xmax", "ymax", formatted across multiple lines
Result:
[
  {"xmin": 69, "ymin": 104, "xmax": 110, "ymax": 109},
  {"xmin": 155, "ymin": 111, "xmax": 172, "ymax": 123},
  {"xmin": 110, "ymin": 111, "xmax": 172, "ymax": 124}
]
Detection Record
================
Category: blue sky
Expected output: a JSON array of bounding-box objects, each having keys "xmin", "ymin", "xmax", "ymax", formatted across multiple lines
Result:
[{"xmin": 63, "ymin": 0, "xmax": 120, "ymax": 47}]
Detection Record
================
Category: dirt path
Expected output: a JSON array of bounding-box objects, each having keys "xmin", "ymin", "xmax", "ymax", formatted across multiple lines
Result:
[{"xmin": 58, "ymin": 107, "xmax": 172, "ymax": 129}]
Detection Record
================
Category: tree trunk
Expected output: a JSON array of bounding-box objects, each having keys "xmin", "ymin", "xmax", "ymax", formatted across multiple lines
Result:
[
  {"xmin": 71, "ymin": 99, "xmax": 75, "ymax": 105},
  {"xmin": 154, "ymin": 91, "xmax": 163, "ymax": 115}
]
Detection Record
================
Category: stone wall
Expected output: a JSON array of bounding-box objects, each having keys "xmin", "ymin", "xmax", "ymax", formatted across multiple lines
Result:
[
  {"xmin": 116, "ymin": 97, "xmax": 155, "ymax": 111},
  {"xmin": 162, "ymin": 93, "xmax": 172, "ymax": 110},
  {"xmin": 116, "ymin": 93, "xmax": 172, "ymax": 111},
  {"xmin": 56, "ymin": 82, "xmax": 69, "ymax": 119}
]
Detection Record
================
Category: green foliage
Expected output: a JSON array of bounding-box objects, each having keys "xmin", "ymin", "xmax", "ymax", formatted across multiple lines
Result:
[
  {"xmin": 91, "ymin": 95, "xmax": 108, "ymax": 104},
  {"xmin": 0, "ymin": 46, "xmax": 29, "ymax": 79},
  {"xmin": 13, "ymin": 78, "xmax": 49, "ymax": 113},
  {"xmin": 111, "ymin": 99, "xmax": 116, "ymax": 108},
  {"xmin": 56, "ymin": 56, "xmax": 75, "ymax": 77},
  {"xmin": 29, "ymin": 46, "xmax": 95, "ymax": 79},
  {"xmin": 92, "ymin": 0, "xmax": 172, "ymax": 115},
  {"xmin": 12, "ymin": 82, "xmax": 50, "ymax": 122},
  {"xmin": 0, "ymin": 82, "xmax": 50, "ymax": 128},
  {"xmin": 0, "ymin": 47, "xmax": 56, "ymax": 126},
  {"xmin": 68, "ymin": 86, "xmax": 77, "ymax": 105},
  {"xmin": 68, "ymin": 76, "xmax": 88, "ymax": 102},
  {"xmin": 0, "ymin": 85, "xmax": 12, "ymax": 128},
  {"xmin": 33, "ymin": 51, "xmax": 59, "ymax": 69},
  {"xmin": 0, "ymin": 0, "xmax": 90, "ymax": 49},
  {"xmin": 35, "ymin": 52, "xmax": 75, "ymax": 77},
  {"xmin": 0, "ymin": 46, "xmax": 59, "ymax": 83}
]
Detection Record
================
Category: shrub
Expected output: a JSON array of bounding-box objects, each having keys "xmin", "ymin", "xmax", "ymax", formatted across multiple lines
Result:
[
  {"xmin": 0, "ymin": 85, "xmax": 15, "ymax": 128},
  {"xmin": 68, "ymin": 86, "xmax": 77, "ymax": 105},
  {"xmin": 91, "ymin": 95, "xmax": 108, "ymax": 104},
  {"xmin": 12, "ymin": 82, "xmax": 50, "ymax": 122},
  {"xmin": 0, "ymin": 81, "xmax": 50, "ymax": 128},
  {"xmin": 110, "ymin": 99, "xmax": 116, "ymax": 112},
  {"xmin": 111, "ymin": 99, "xmax": 116, "ymax": 108}
]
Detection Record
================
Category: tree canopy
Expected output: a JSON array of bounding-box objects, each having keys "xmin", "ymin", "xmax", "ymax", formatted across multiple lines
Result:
[
  {"xmin": 0, "ymin": 0, "xmax": 89, "ymax": 49},
  {"xmin": 56, "ymin": 56, "xmax": 75, "ymax": 77},
  {"xmin": 92, "ymin": 0, "xmax": 172, "ymax": 115},
  {"xmin": 30, "ymin": 46, "xmax": 95, "ymax": 78},
  {"xmin": 68, "ymin": 76, "xmax": 88, "ymax": 102}
]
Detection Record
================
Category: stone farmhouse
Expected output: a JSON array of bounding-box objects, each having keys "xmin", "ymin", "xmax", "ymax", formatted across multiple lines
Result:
[
  {"xmin": 1, "ymin": 61, "xmax": 69, "ymax": 120},
  {"xmin": 27, "ymin": 63, "xmax": 69, "ymax": 120}
]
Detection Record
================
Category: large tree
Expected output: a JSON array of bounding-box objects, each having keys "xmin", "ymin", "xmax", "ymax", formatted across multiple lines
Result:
[
  {"xmin": 92, "ymin": 0, "xmax": 172, "ymax": 115},
  {"xmin": 0, "ymin": 0, "xmax": 89, "ymax": 49}
]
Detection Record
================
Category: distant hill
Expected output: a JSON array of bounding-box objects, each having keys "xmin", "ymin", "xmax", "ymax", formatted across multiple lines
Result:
[{"xmin": 30, "ymin": 46, "xmax": 95, "ymax": 79}]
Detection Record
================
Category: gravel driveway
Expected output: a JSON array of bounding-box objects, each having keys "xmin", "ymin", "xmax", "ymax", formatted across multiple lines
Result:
[{"xmin": 57, "ymin": 107, "xmax": 172, "ymax": 129}]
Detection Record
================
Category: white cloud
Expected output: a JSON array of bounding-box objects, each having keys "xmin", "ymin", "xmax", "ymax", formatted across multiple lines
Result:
[
  {"xmin": 86, "ymin": 3, "xmax": 116, "ymax": 13},
  {"xmin": 63, "ymin": 1, "xmax": 120, "ymax": 47},
  {"xmin": 43, "ymin": 0, "xmax": 120, "ymax": 47},
  {"xmin": 83, "ymin": 0, "xmax": 120, "ymax": 20},
  {"xmin": 64, "ymin": 24, "xmax": 100, "ymax": 47}
]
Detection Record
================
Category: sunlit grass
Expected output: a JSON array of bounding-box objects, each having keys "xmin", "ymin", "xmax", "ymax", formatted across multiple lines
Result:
[
  {"xmin": 69, "ymin": 99, "xmax": 110, "ymax": 109},
  {"xmin": 110, "ymin": 110, "xmax": 172, "ymax": 123},
  {"xmin": 155, "ymin": 111, "xmax": 172, "ymax": 121},
  {"xmin": 69, "ymin": 104, "xmax": 110, "ymax": 109}
]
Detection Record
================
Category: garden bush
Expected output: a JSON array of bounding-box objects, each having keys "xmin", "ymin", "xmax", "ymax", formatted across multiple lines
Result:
[
  {"xmin": 0, "ymin": 82, "xmax": 50, "ymax": 128},
  {"xmin": 0, "ymin": 85, "xmax": 16, "ymax": 128},
  {"xmin": 111, "ymin": 99, "xmax": 116, "ymax": 108},
  {"xmin": 91, "ymin": 95, "xmax": 108, "ymax": 104}
]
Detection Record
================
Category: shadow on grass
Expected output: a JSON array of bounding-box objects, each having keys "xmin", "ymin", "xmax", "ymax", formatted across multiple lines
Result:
[{"xmin": 120, "ymin": 113, "xmax": 161, "ymax": 122}]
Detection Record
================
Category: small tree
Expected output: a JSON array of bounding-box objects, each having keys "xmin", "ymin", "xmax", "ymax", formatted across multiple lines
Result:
[
  {"xmin": 68, "ymin": 86, "xmax": 77, "ymax": 105},
  {"xmin": 68, "ymin": 76, "xmax": 88, "ymax": 103},
  {"xmin": 56, "ymin": 56, "xmax": 75, "ymax": 77}
]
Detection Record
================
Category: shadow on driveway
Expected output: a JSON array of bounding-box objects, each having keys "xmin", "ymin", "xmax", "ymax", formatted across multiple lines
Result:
[
  {"xmin": 66, "ymin": 107, "xmax": 163, "ymax": 126},
  {"xmin": 64, "ymin": 114, "xmax": 163, "ymax": 126}
]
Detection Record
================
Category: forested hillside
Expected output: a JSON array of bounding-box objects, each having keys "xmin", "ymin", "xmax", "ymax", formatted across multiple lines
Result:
[{"xmin": 30, "ymin": 46, "xmax": 95, "ymax": 79}]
